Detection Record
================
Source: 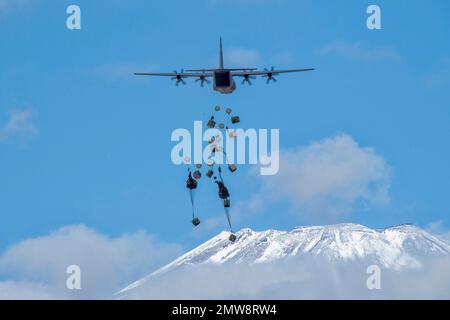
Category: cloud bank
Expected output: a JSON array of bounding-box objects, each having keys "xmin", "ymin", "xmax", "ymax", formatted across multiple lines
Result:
[
  {"xmin": 1, "ymin": 223, "xmax": 449, "ymax": 300},
  {"xmin": 0, "ymin": 225, "xmax": 182, "ymax": 299},
  {"xmin": 121, "ymin": 255, "xmax": 450, "ymax": 300},
  {"xmin": 320, "ymin": 41, "xmax": 401, "ymax": 62},
  {"xmin": 259, "ymin": 134, "xmax": 391, "ymax": 222}
]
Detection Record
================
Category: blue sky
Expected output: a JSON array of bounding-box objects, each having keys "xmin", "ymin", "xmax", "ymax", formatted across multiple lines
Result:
[{"xmin": 1, "ymin": 0, "xmax": 449, "ymax": 254}]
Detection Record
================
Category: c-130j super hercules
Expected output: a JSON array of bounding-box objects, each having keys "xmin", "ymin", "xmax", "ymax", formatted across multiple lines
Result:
[{"xmin": 134, "ymin": 38, "xmax": 314, "ymax": 94}]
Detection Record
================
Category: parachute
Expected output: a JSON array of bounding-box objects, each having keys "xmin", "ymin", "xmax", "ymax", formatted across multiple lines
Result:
[
  {"xmin": 207, "ymin": 116, "xmax": 216, "ymax": 129},
  {"xmin": 193, "ymin": 170, "xmax": 201, "ymax": 180},
  {"xmin": 215, "ymin": 181, "xmax": 229, "ymax": 199}
]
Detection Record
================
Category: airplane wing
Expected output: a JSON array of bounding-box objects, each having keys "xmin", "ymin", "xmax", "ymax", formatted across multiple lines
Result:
[
  {"xmin": 134, "ymin": 72, "xmax": 213, "ymax": 77},
  {"xmin": 232, "ymin": 68, "xmax": 315, "ymax": 76}
]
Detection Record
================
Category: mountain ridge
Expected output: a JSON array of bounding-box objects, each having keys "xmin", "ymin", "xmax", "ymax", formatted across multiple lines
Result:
[{"xmin": 117, "ymin": 223, "xmax": 450, "ymax": 297}]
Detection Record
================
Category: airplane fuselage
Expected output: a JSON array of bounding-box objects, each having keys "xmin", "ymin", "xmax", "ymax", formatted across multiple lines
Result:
[{"xmin": 213, "ymin": 70, "xmax": 236, "ymax": 94}]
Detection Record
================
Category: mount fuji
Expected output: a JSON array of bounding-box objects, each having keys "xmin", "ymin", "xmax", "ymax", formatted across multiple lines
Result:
[{"xmin": 117, "ymin": 223, "xmax": 450, "ymax": 299}]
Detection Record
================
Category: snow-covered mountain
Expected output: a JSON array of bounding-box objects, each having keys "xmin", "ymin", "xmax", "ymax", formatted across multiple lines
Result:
[{"xmin": 117, "ymin": 223, "xmax": 450, "ymax": 297}]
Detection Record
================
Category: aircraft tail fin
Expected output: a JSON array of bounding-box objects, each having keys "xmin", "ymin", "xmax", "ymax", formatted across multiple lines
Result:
[{"xmin": 219, "ymin": 37, "xmax": 224, "ymax": 69}]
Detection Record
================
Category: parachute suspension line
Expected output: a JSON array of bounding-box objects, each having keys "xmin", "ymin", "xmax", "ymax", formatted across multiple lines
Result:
[
  {"xmin": 224, "ymin": 207, "xmax": 233, "ymax": 232},
  {"xmin": 216, "ymin": 165, "xmax": 233, "ymax": 232},
  {"xmin": 189, "ymin": 189, "xmax": 195, "ymax": 219},
  {"xmin": 222, "ymin": 151, "xmax": 230, "ymax": 166},
  {"xmin": 187, "ymin": 168, "xmax": 200, "ymax": 226},
  {"xmin": 225, "ymin": 117, "xmax": 230, "ymax": 131},
  {"xmin": 218, "ymin": 165, "xmax": 224, "ymax": 183},
  {"xmin": 220, "ymin": 151, "xmax": 237, "ymax": 174}
]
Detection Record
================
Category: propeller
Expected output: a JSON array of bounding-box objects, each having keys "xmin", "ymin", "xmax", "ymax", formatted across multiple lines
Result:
[
  {"xmin": 171, "ymin": 69, "xmax": 186, "ymax": 86},
  {"xmin": 263, "ymin": 66, "xmax": 278, "ymax": 84},
  {"xmin": 241, "ymin": 74, "xmax": 256, "ymax": 86},
  {"xmin": 195, "ymin": 75, "xmax": 211, "ymax": 87}
]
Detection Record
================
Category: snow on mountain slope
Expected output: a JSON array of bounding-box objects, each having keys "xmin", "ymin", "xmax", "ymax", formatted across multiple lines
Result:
[{"xmin": 117, "ymin": 223, "xmax": 450, "ymax": 296}]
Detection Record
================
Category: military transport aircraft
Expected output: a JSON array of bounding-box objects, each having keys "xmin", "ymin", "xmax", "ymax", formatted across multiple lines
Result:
[{"xmin": 134, "ymin": 38, "xmax": 315, "ymax": 94}]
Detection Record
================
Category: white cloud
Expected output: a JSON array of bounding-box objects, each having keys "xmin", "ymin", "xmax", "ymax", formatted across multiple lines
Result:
[
  {"xmin": 259, "ymin": 134, "xmax": 391, "ymax": 222},
  {"xmin": 0, "ymin": 225, "xmax": 182, "ymax": 299},
  {"xmin": 0, "ymin": 281, "xmax": 55, "ymax": 300},
  {"xmin": 0, "ymin": 109, "xmax": 37, "ymax": 144},
  {"xmin": 226, "ymin": 48, "xmax": 262, "ymax": 67},
  {"xmin": 0, "ymin": 0, "xmax": 30, "ymax": 15},
  {"xmin": 212, "ymin": 46, "xmax": 288, "ymax": 69},
  {"xmin": 121, "ymin": 255, "xmax": 450, "ymax": 299},
  {"xmin": 320, "ymin": 41, "xmax": 401, "ymax": 62},
  {"xmin": 427, "ymin": 220, "xmax": 450, "ymax": 242},
  {"xmin": 193, "ymin": 216, "xmax": 224, "ymax": 236},
  {"xmin": 191, "ymin": 196, "xmax": 264, "ymax": 237}
]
